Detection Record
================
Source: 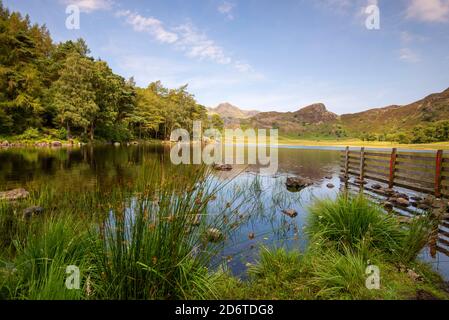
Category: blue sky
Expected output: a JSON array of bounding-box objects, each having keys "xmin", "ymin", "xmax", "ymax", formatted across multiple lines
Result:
[{"xmin": 4, "ymin": 0, "xmax": 449, "ymax": 114}]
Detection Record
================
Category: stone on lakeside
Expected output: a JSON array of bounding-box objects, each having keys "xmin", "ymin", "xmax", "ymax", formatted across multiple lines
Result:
[{"xmin": 0, "ymin": 188, "xmax": 30, "ymax": 201}]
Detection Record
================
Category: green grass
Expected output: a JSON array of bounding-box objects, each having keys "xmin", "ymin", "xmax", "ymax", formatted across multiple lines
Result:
[
  {"xmin": 214, "ymin": 194, "xmax": 448, "ymax": 300},
  {"xmin": 1, "ymin": 171, "xmax": 447, "ymax": 300},
  {"xmin": 0, "ymin": 160, "xmax": 233, "ymax": 300}
]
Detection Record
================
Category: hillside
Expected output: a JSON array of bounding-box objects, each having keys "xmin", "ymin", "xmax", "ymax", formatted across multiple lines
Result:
[
  {"xmin": 208, "ymin": 103, "xmax": 259, "ymax": 127},
  {"xmin": 340, "ymin": 87, "xmax": 449, "ymax": 135},
  {"xmin": 248, "ymin": 103, "xmax": 340, "ymax": 136},
  {"xmin": 214, "ymin": 87, "xmax": 449, "ymax": 142}
]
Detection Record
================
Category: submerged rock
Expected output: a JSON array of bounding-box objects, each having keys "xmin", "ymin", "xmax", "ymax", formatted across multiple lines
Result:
[
  {"xmin": 326, "ymin": 183, "xmax": 335, "ymax": 189},
  {"xmin": 282, "ymin": 209, "xmax": 298, "ymax": 218},
  {"xmin": 286, "ymin": 177, "xmax": 312, "ymax": 191},
  {"xmin": 371, "ymin": 184, "xmax": 382, "ymax": 190},
  {"xmin": 325, "ymin": 175, "xmax": 333, "ymax": 180},
  {"xmin": 0, "ymin": 188, "xmax": 30, "ymax": 201},
  {"xmin": 22, "ymin": 206, "xmax": 44, "ymax": 220}
]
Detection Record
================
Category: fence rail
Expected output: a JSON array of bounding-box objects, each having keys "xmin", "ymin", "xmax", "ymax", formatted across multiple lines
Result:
[
  {"xmin": 340, "ymin": 147, "xmax": 449, "ymax": 258},
  {"xmin": 340, "ymin": 147, "xmax": 449, "ymax": 198}
]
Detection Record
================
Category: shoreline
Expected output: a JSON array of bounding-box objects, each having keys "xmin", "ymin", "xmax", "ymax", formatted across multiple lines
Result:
[{"xmin": 1, "ymin": 137, "xmax": 448, "ymax": 151}]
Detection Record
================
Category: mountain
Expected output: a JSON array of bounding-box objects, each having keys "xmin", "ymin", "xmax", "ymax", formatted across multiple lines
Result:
[
  {"xmin": 243, "ymin": 87, "xmax": 449, "ymax": 139},
  {"xmin": 208, "ymin": 103, "xmax": 259, "ymax": 119},
  {"xmin": 248, "ymin": 103, "xmax": 339, "ymax": 135},
  {"xmin": 340, "ymin": 87, "xmax": 449, "ymax": 135}
]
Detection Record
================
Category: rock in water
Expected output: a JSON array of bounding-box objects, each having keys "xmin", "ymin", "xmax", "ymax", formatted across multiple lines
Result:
[
  {"xmin": 396, "ymin": 198, "xmax": 410, "ymax": 207},
  {"xmin": 51, "ymin": 141, "xmax": 62, "ymax": 147},
  {"xmin": 371, "ymin": 184, "xmax": 382, "ymax": 190},
  {"xmin": 213, "ymin": 163, "xmax": 232, "ymax": 171},
  {"xmin": 285, "ymin": 177, "xmax": 312, "ymax": 191},
  {"xmin": 326, "ymin": 183, "xmax": 335, "ymax": 189},
  {"xmin": 0, "ymin": 188, "xmax": 30, "ymax": 201},
  {"xmin": 282, "ymin": 209, "xmax": 298, "ymax": 218},
  {"xmin": 22, "ymin": 206, "xmax": 44, "ymax": 220}
]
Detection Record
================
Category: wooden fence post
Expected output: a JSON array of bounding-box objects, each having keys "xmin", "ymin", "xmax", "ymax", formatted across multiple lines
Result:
[
  {"xmin": 389, "ymin": 148, "xmax": 397, "ymax": 189},
  {"xmin": 435, "ymin": 150, "xmax": 443, "ymax": 198},
  {"xmin": 359, "ymin": 147, "xmax": 365, "ymax": 182},
  {"xmin": 344, "ymin": 146, "xmax": 349, "ymax": 181}
]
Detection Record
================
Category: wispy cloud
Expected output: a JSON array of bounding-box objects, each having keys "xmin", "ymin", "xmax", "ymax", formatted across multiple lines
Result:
[
  {"xmin": 406, "ymin": 0, "xmax": 449, "ymax": 23},
  {"xmin": 116, "ymin": 10, "xmax": 254, "ymax": 72},
  {"xmin": 398, "ymin": 48, "xmax": 420, "ymax": 63},
  {"xmin": 175, "ymin": 23, "xmax": 231, "ymax": 65},
  {"xmin": 116, "ymin": 10, "xmax": 178, "ymax": 44},
  {"xmin": 61, "ymin": 0, "xmax": 113, "ymax": 13},
  {"xmin": 218, "ymin": 1, "xmax": 235, "ymax": 20}
]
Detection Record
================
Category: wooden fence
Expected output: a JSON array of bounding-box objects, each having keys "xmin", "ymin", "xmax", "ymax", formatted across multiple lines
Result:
[
  {"xmin": 340, "ymin": 147, "xmax": 449, "ymax": 258},
  {"xmin": 340, "ymin": 147, "xmax": 449, "ymax": 198}
]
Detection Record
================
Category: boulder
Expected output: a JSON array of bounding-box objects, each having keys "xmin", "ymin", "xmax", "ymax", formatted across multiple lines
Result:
[
  {"xmin": 382, "ymin": 188, "xmax": 395, "ymax": 196},
  {"xmin": 213, "ymin": 163, "xmax": 232, "ymax": 171},
  {"xmin": 0, "ymin": 188, "xmax": 30, "ymax": 201},
  {"xmin": 417, "ymin": 203, "xmax": 431, "ymax": 211},
  {"xmin": 51, "ymin": 141, "xmax": 62, "ymax": 147},
  {"xmin": 326, "ymin": 183, "xmax": 335, "ymax": 189},
  {"xmin": 396, "ymin": 198, "xmax": 410, "ymax": 207},
  {"xmin": 286, "ymin": 177, "xmax": 312, "ymax": 191},
  {"xmin": 383, "ymin": 202, "xmax": 394, "ymax": 211},
  {"xmin": 282, "ymin": 209, "xmax": 298, "ymax": 218},
  {"xmin": 396, "ymin": 193, "xmax": 409, "ymax": 200},
  {"xmin": 22, "ymin": 206, "xmax": 44, "ymax": 220}
]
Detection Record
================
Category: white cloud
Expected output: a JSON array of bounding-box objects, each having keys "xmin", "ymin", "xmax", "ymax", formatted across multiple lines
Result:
[
  {"xmin": 62, "ymin": 0, "xmax": 112, "ymax": 13},
  {"xmin": 115, "ymin": 10, "xmax": 254, "ymax": 72},
  {"xmin": 400, "ymin": 31, "xmax": 427, "ymax": 44},
  {"xmin": 398, "ymin": 48, "xmax": 420, "ymax": 63},
  {"xmin": 175, "ymin": 23, "xmax": 232, "ymax": 65},
  {"xmin": 406, "ymin": 0, "xmax": 449, "ymax": 23},
  {"xmin": 116, "ymin": 10, "xmax": 178, "ymax": 44},
  {"xmin": 218, "ymin": 1, "xmax": 235, "ymax": 20}
]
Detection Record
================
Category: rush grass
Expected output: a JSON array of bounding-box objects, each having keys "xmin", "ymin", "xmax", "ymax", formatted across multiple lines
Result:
[{"xmin": 0, "ymin": 160, "xmax": 231, "ymax": 300}]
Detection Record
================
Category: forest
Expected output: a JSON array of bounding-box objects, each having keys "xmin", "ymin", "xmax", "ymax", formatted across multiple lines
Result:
[{"xmin": 0, "ymin": 2, "xmax": 223, "ymax": 143}]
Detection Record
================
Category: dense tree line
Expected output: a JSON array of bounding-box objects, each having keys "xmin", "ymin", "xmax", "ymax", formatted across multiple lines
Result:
[
  {"xmin": 0, "ymin": 3, "xmax": 223, "ymax": 142},
  {"xmin": 358, "ymin": 120, "xmax": 449, "ymax": 144}
]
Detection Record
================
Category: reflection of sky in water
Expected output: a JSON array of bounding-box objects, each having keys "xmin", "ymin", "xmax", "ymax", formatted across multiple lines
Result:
[
  {"xmin": 0, "ymin": 145, "xmax": 448, "ymax": 280},
  {"xmin": 207, "ymin": 172, "xmax": 340, "ymax": 277}
]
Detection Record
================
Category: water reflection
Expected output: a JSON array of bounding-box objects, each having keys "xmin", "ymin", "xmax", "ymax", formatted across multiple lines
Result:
[{"xmin": 0, "ymin": 145, "xmax": 446, "ymax": 279}]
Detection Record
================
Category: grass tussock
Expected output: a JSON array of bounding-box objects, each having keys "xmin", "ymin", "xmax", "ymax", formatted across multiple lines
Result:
[{"xmin": 215, "ymin": 194, "xmax": 448, "ymax": 300}]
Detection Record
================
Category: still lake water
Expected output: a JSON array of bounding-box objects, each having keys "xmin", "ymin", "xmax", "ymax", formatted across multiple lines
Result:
[{"xmin": 1, "ymin": 144, "xmax": 448, "ymax": 279}]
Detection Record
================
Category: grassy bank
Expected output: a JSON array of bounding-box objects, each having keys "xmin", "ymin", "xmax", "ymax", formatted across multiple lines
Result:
[
  {"xmin": 214, "ymin": 195, "xmax": 449, "ymax": 300},
  {"xmin": 277, "ymin": 136, "xmax": 449, "ymax": 150}
]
